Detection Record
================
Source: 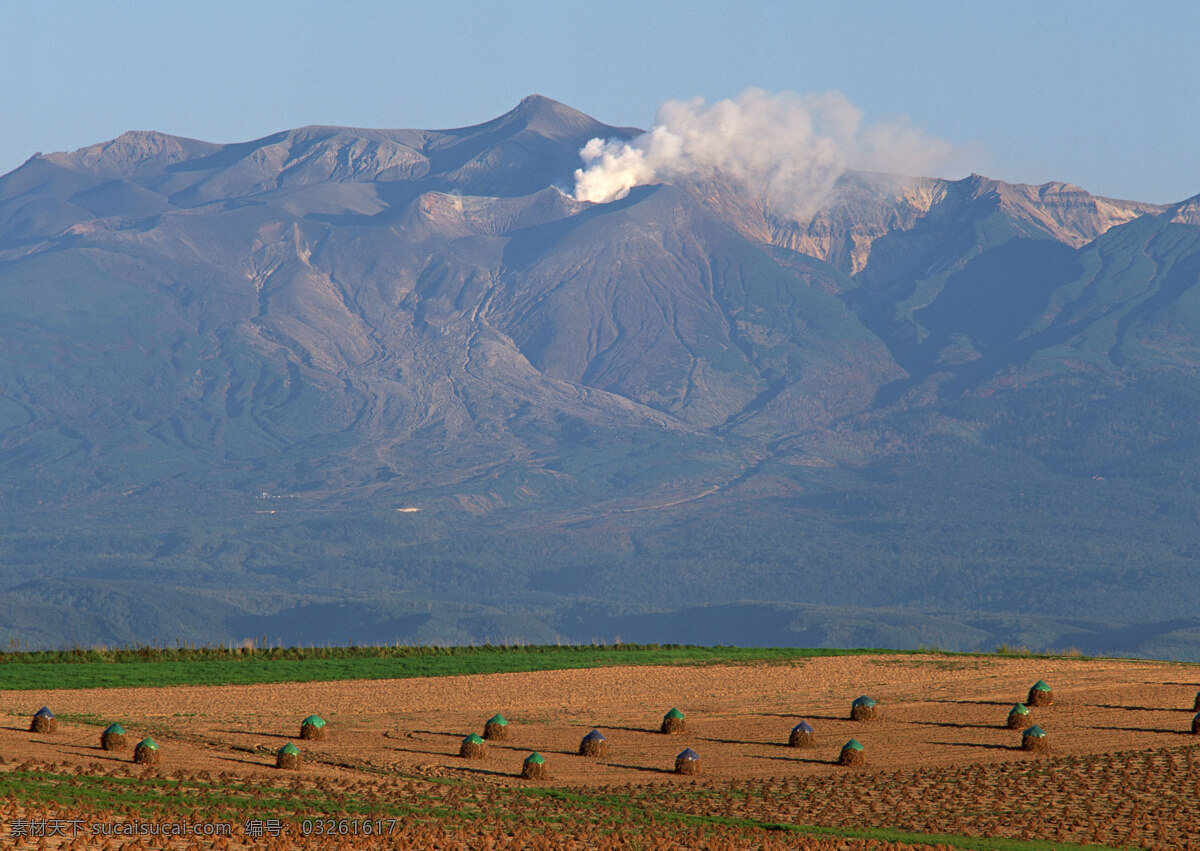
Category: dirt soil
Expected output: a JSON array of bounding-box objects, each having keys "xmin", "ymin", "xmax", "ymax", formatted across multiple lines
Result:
[{"xmin": 3, "ymin": 654, "xmax": 1197, "ymax": 785}]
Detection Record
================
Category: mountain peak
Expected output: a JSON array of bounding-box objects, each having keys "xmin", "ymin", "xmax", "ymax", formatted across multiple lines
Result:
[
  {"xmin": 1168, "ymin": 193, "xmax": 1200, "ymax": 225},
  {"xmin": 486, "ymin": 94, "xmax": 629, "ymax": 140},
  {"xmin": 516, "ymin": 93, "xmax": 561, "ymax": 110},
  {"xmin": 43, "ymin": 130, "xmax": 217, "ymax": 178}
]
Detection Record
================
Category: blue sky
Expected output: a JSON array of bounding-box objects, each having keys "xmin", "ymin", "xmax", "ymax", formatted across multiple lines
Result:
[{"xmin": 3, "ymin": 0, "xmax": 1195, "ymax": 203}]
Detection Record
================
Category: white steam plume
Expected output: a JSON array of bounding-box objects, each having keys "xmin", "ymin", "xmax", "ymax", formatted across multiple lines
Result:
[{"xmin": 574, "ymin": 88, "xmax": 962, "ymax": 216}]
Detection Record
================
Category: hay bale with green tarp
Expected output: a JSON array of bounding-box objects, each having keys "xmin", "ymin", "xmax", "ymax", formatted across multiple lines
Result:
[
  {"xmin": 276, "ymin": 743, "xmax": 302, "ymax": 770},
  {"xmin": 661, "ymin": 708, "xmax": 686, "ymax": 734},
  {"xmin": 851, "ymin": 696, "xmax": 878, "ymax": 721},
  {"xmin": 1022, "ymin": 725, "xmax": 1049, "ymax": 752},
  {"xmin": 521, "ymin": 751, "xmax": 548, "ymax": 780},
  {"xmin": 1006, "ymin": 704, "xmax": 1032, "ymax": 730},
  {"xmin": 839, "ymin": 739, "xmax": 865, "ymax": 766},
  {"xmin": 460, "ymin": 733, "xmax": 487, "ymax": 759},
  {"xmin": 579, "ymin": 729, "xmax": 608, "ymax": 758},
  {"xmin": 788, "ymin": 721, "xmax": 815, "ymax": 748},
  {"xmin": 300, "ymin": 715, "xmax": 327, "ymax": 740},
  {"xmin": 29, "ymin": 707, "xmax": 56, "ymax": 734},
  {"xmin": 1026, "ymin": 680, "xmax": 1054, "ymax": 707},
  {"xmin": 101, "ymin": 724, "xmax": 128, "ymax": 751},
  {"xmin": 483, "ymin": 714, "xmax": 509, "ymax": 741},
  {"xmin": 133, "ymin": 737, "xmax": 161, "ymax": 766},
  {"xmin": 674, "ymin": 748, "xmax": 700, "ymax": 775}
]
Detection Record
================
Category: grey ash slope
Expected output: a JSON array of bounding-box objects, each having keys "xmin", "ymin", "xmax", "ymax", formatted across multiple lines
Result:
[
  {"xmin": 1, "ymin": 96, "xmax": 1199, "ymax": 656},
  {"xmin": 0, "ymin": 96, "xmax": 896, "ymax": 502}
]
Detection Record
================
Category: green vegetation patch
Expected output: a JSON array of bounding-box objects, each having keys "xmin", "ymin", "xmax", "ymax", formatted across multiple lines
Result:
[
  {"xmin": 0, "ymin": 644, "xmax": 909, "ymax": 691},
  {"xmin": 519, "ymin": 786, "xmax": 1110, "ymax": 851}
]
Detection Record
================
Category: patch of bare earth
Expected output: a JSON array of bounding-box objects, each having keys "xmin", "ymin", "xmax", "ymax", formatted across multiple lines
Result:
[{"xmin": 1, "ymin": 654, "xmax": 1198, "ymax": 848}]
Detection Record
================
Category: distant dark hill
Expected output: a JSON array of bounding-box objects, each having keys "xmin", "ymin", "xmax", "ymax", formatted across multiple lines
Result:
[{"xmin": 1, "ymin": 97, "xmax": 1198, "ymax": 656}]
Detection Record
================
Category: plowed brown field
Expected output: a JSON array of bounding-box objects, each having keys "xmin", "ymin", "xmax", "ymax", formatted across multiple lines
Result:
[{"xmin": 3, "ymin": 654, "xmax": 1199, "ymax": 849}]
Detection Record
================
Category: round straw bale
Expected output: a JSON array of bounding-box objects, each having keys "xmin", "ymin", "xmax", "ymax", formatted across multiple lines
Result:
[
  {"xmin": 674, "ymin": 748, "xmax": 701, "ymax": 775},
  {"xmin": 850, "ymin": 696, "xmax": 878, "ymax": 721},
  {"xmin": 578, "ymin": 729, "xmax": 608, "ymax": 758},
  {"xmin": 661, "ymin": 708, "xmax": 686, "ymax": 734},
  {"xmin": 483, "ymin": 714, "xmax": 509, "ymax": 741},
  {"xmin": 1006, "ymin": 704, "xmax": 1032, "ymax": 730},
  {"xmin": 30, "ymin": 707, "xmax": 57, "ymax": 734},
  {"xmin": 300, "ymin": 715, "xmax": 327, "ymax": 740},
  {"xmin": 133, "ymin": 738, "xmax": 161, "ymax": 766},
  {"xmin": 521, "ymin": 752, "xmax": 548, "ymax": 780},
  {"xmin": 101, "ymin": 724, "xmax": 128, "ymax": 751},
  {"xmin": 460, "ymin": 734, "xmax": 487, "ymax": 759},
  {"xmin": 30, "ymin": 717, "xmax": 56, "ymax": 733},
  {"xmin": 275, "ymin": 743, "xmax": 302, "ymax": 770},
  {"xmin": 839, "ymin": 740, "xmax": 865, "ymax": 766},
  {"xmin": 1022, "ymin": 726, "xmax": 1049, "ymax": 752},
  {"xmin": 1026, "ymin": 680, "xmax": 1054, "ymax": 707},
  {"xmin": 788, "ymin": 721, "xmax": 815, "ymax": 748},
  {"xmin": 1193, "ymin": 691, "xmax": 1200, "ymax": 713}
]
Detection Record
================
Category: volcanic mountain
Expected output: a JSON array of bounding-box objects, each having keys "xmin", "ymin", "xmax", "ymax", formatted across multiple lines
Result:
[{"xmin": 1, "ymin": 96, "xmax": 1198, "ymax": 656}]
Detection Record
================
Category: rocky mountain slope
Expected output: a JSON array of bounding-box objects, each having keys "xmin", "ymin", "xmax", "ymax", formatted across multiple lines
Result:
[{"xmin": 2, "ymin": 96, "xmax": 1198, "ymax": 655}]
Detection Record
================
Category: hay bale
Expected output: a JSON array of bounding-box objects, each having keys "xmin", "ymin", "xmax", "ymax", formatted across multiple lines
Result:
[
  {"xmin": 483, "ymin": 713, "xmax": 509, "ymax": 741},
  {"xmin": 850, "ymin": 696, "xmax": 878, "ymax": 721},
  {"xmin": 674, "ymin": 748, "xmax": 701, "ymax": 775},
  {"xmin": 521, "ymin": 752, "xmax": 548, "ymax": 780},
  {"xmin": 1022, "ymin": 725, "xmax": 1049, "ymax": 752},
  {"xmin": 460, "ymin": 733, "xmax": 487, "ymax": 759},
  {"xmin": 1026, "ymin": 680, "xmax": 1054, "ymax": 707},
  {"xmin": 839, "ymin": 739, "xmax": 865, "ymax": 766},
  {"xmin": 1193, "ymin": 691, "xmax": 1200, "ymax": 713},
  {"xmin": 275, "ymin": 743, "xmax": 302, "ymax": 770},
  {"xmin": 133, "ymin": 738, "xmax": 161, "ymax": 766},
  {"xmin": 1006, "ymin": 704, "xmax": 1032, "ymax": 730},
  {"xmin": 29, "ymin": 707, "xmax": 57, "ymax": 734},
  {"xmin": 300, "ymin": 715, "xmax": 327, "ymax": 740},
  {"xmin": 101, "ymin": 724, "xmax": 128, "ymax": 751},
  {"xmin": 578, "ymin": 729, "xmax": 608, "ymax": 758},
  {"xmin": 1192, "ymin": 713, "xmax": 1200, "ymax": 735},
  {"xmin": 661, "ymin": 708, "xmax": 686, "ymax": 734},
  {"xmin": 788, "ymin": 721, "xmax": 815, "ymax": 748}
]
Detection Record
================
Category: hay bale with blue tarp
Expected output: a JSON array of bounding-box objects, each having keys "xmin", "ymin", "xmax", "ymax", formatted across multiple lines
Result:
[
  {"xmin": 850, "ymin": 696, "xmax": 878, "ymax": 721},
  {"xmin": 1192, "ymin": 713, "xmax": 1200, "ymax": 735},
  {"xmin": 521, "ymin": 751, "xmax": 548, "ymax": 780},
  {"xmin": 674, "ymin": 748, "xmax": 700, "ymax": 775},
  {"xmin": 29, "ymin": 706, "xmax": 56, "ymax": 734},
  {"xmin": 579, "ymin": 729, "xmax": 608, "ymax": 758},
  {"xmin": 101, "ymin": 723, "xmax": 128, "ymax": 751},
  {"xmin": 839, "ymin": 739, "xmax": 865, "ymax": 766},
  {"xmin": 788, "ymin": 721, "xmax": 815, "ymax": 748}
]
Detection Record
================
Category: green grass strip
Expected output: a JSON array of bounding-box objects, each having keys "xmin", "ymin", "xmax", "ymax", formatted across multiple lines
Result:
[
  {"xmin": 0, "ymin": 770, "xmax": 442, "ymax": 822},
  {"xmin": 520, "ymin": 788, "xmax": 1127, "ymax": 851},
  {"xmin": 0, "ymin": 644, "xmax": 908, "ymax": 690},
  {"xmin": 0, "ymin": 770, "xmax": 1137, "ymax": 849}
]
